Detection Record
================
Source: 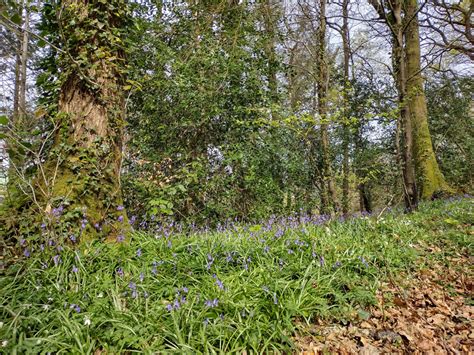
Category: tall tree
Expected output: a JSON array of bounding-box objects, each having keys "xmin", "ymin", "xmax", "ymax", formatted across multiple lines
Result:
[
  {"xmin": 405, "ymin": 0, "xmax": 452, "ymax": 199},
  {"xmin": 6, "ymin": 0, "xmax": 131, "ymax": 241},
  {"xmin": 341, "ymin": 0, "xmax": 351, "ymax": 215},
  {"xmin": 369, "ymin": 0, "xmax": 418, "ymax": 210},
  {"xmin": 317, "ymin": 0, "xmax": 339, "ymax": 214}
]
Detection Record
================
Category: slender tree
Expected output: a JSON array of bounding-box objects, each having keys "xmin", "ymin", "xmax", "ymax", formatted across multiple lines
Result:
[
  {"xmin": 317, "ymin": 0, "xmax": 339, "ymax": 214},
  {"xmin": 341, "ymin": 0, "xmax": 351, "ymax": 215}
]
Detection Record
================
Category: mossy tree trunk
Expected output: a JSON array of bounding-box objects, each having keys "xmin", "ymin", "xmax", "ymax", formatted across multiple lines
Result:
[
  {"xmin": 405, "ymin": 0, "xmax": 452, "ymax": 199},
  {"xmin": 35, "ymin": 0, "xmax": 130, "ymax": 241}
]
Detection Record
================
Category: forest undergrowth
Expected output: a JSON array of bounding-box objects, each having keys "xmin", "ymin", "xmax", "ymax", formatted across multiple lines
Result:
[{"xmin": 1, "ymin": 197, "xmax": 472, "ymax": 353}]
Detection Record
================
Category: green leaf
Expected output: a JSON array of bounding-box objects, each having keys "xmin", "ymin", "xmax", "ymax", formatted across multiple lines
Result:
[
  {"xmin": 11, "ymin": 13, "xmax": 22, "ymax": 25},
  {"xmin": 0, "ymin": 115, "xmax": 8, "ymax": 125}
]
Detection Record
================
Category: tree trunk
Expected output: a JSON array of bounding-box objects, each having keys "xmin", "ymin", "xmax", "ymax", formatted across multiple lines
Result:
[
  {"xmin": 341, "ymin": 0, "xmax": 350, "ymax": 215},
  {"xmin": 405, "ymin": 0, "xmax": 452, "ymax": 199},
  {"xmin": 317, "ymin": 0, "xmax": 339, "ymax": 215},
  {"xmin": 392, "ymin": 2, "xmax": 418, "ymax": 211},
  {"xmin": 34, "ymin": 0, "xmax": 129, "ymax": 241},
  {"xmin": 262, "ymin": 0, "xmax": 278, "ymax": 101}
]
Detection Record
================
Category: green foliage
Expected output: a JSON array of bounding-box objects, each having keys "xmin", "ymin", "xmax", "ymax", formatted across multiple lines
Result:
[
  {"xmin": 1, "ymin": 197, "xmax": 472, "ymax": 352},
  {"xmin": 121, "ymin": 1, "xmax": 319, "ymax": 223},
  {"xmin": 426, "ymin": 74, "xmax": 474, "ymax": 190}
]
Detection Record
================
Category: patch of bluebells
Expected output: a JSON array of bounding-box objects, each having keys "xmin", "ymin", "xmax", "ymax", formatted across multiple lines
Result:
[
  {"xmin": 166, "ymin": 287, "xmax": 189, "ymax": 311},
  {"xmin": 205, "ymin": 298, "xmax": 219, "ymax": 308}
]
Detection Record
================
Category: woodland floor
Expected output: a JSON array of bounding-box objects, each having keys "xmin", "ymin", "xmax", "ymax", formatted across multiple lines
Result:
[
  {"xmin": 296, "ymin": 219, "xmax": 474, "ymax": 354},
  {"xmin": 1, "ymin": 197, "xmax": 472, "ymax": 353}
]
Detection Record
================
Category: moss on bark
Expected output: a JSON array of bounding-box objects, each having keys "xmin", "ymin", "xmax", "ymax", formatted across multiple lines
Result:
[{"xmin": 405, "ymin": 0, "xmax": 453, "ymax": 199}]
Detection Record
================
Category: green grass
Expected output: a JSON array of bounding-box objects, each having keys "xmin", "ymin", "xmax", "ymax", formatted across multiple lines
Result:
[{"xmin": 1, "ymin": 197, "xmax": 472, "ymax": 353}]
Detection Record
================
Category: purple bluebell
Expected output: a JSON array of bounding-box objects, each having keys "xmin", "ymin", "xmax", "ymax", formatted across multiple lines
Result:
[
  {"xmin": 116, "ymin": 267, "xmax": 124, "ymax": 277},
  {"xmin": 116, "ymin": 235, "xmax": 125, "ymax": 243},
  {"xmin": 205, "ymin": 298, "xmax": 219, "ymax": 308},
  {"xmin": 70, "ymin": 304, "xmax": 81, "ymax": 313},
  {"xmin": 117, "ymin": 205, "xmax": 124, "ymax": 211},
  {"xmin": 173, "ymin": 299, "xmax": 180, "ymax": 310},
  {"xmin": 23, "ymin": 248, "xmax": 30, "ymax": 257},
  {"xmin": 139, "ymin": 272, "xmax": 145, "ymax": 282},
  {"xmin": 53, "ymin": 255, "xmax": 60, "ymax": 266},
  {"xmin": 72, "ymin": 265, "xmax": 78, "ymax": 273},
  {"xmin": 359, "ymin": 256, "xmax": 369, "ymax": 268},
  {"xmin": 118, "ymin": 215, "xmax": 124, "ymax": 223},
  {"xmin": 136, "ymin": 248, "xmax": 142, "ymax": 257}
]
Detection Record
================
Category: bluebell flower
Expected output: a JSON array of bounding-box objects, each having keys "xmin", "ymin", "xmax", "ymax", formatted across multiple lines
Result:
[
  {"xmin": 70, "ymin": 304, "xmax": 81, "ymax": 313},
  {"xmin": 72, "ymin": 265, "xmax": 78, "ymax": 273},
  {"xmin": 215, "ymin": 278, "xmax": 224, "ymax": 290},
  {"xmin": 139, "ymin": 272, "xmax": 144, "ymax": 282},
  {"xmin": 333, "ymin": 261, "xmax": 342, "ymax": 268},
  {"xmin": 205, "ymin": 298, "xmax": 219, "ymax": 308},
  {"xmin": 23, "ymin": 248, "xmax": 30, "ymax": 257},
  {"xmin": 117, "ymin": 205, "xmax": 124, "ymax": 211},
  {"xmin": 358, "ymin": 256, "xmax": 369, "ymax": 268},
  {"xmin": 136, "ymin": 248, "xmax": 142, "ymax": 257},
  {"xmin": 116, "ymin": 235, "xmax": 125, "ymax": 243},
  {"xmin": 116, "ymin": 267, "xmax": 124, "ymax": 277},
  {"xmin": 118, "ymin": 215, "xmax": 124, "ymax": 223},
  {"xmin": 166, "ymin": 304, "xmax": 173, "ymax": 312},
  {"xmin": 319, "ymin": 256, "xmax": 325, "ymax": 267},
  {"xmin": 81, "ymin": 219, "xmax": 88, "ymax": 229},
  {"xmin": 53, "ymin": 255, "xmax": 60, "ymax": 266},
  {"xmin": 273, "ymin": 293, "xmax": 278, "ymax": 304}
]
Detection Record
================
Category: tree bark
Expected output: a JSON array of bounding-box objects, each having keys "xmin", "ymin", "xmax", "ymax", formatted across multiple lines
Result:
[
  {"xmin": 341, "ymin": 0, "xmax": 350, "ymax": 215},
  {"xmin": 392, "ymin": 2, "xmax": 418, "ymax": 211},
  {"xmin": 405, "ymin": 0, "xmax": 452, "ymax": 199},
  {"xmin": 317, "ymin": 0, "xmax": 339, "ymax": 215},
  {"xmin": 35, "ymin": 0, "xmax": 129, "ymax": 241}
]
